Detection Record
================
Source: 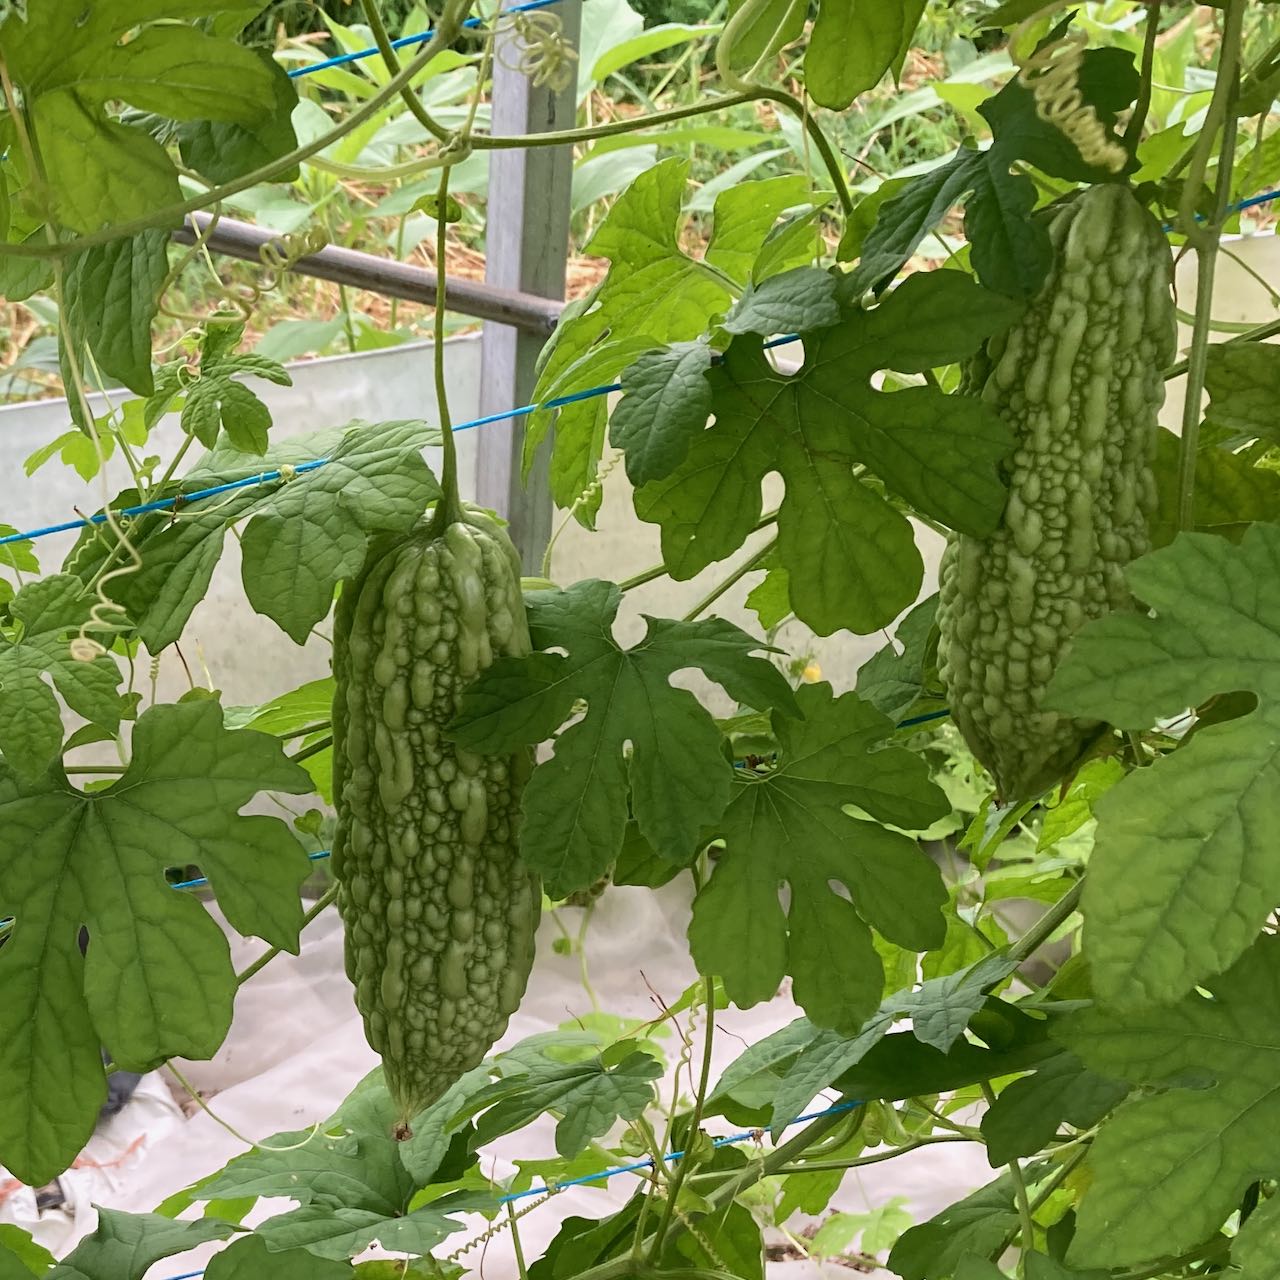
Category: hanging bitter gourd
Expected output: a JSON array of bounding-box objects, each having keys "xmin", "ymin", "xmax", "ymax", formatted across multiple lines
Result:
[
  {"xmin": 936, "ymin": 183, "xmax": 1175, "ymax": 801},
  {"xmin": 331, "ymin": 507, "xmax": 539, "ymax": 1133}
]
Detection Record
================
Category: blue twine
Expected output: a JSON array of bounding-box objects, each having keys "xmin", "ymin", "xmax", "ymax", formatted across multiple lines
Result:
[
  {"xmin": 285, "ymin": 0, "xmax": 566, "ymax": 80},
  {"xmin": 0, "ymin": 334, "xmax": 796, "ymax": 549},
  {"xmin": 158, "ymin": 1098, "xmax": 862, "ymax": 1280},
  {"xmin": 3, "ymin": 193, "xmax": 1278, "ymax": 551}
]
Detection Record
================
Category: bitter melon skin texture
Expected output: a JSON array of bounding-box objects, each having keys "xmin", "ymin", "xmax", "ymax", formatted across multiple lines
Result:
[
  {"xmin": 936, "ymin": 184, "xmax": 1175, "ymax": 801},
  {"xmin": 331, "ymin": 510, "xmax": 539, "ymax": 1129}
]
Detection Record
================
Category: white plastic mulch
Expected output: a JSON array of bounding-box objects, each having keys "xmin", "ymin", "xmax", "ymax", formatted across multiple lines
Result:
[{"xmin": 1, "ymin": 882, "xmax": 993, "ymax": 1278}]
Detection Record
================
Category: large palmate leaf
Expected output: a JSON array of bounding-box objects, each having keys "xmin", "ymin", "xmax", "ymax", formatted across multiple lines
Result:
[
  {"xmin": 64, "ymin": 420, "xmax": 439, "ymax": 649},
  {"xmin": 0, "ymin": 574, "xmax": 125, "ymax": 781},
  {"xmin": 764, "ymin": 953, "xmax": 1017, "ymax": 1135},
  {"xmin": 455, "ymin": 1046, "xmax": 664, "ymax": 1158},
  {"xmin": 1149, "ymin": 428, "xmax": 1280, "ymax": 548},
  {"xmin": 0, "ymin": 2, "xmax": 284, "ymax": 232},
  {"xmin": 528, "ymin": 160, "xmax": 825, "ymax": 512},
  {"xmin": 689, "ymin": 683, "xmax": 950, "ymax": 1034},
  {"xmin": 1062, "ymin": 934, "xmax": 1280, "ymax": 1268},
  {"xmin": 848, "ymin": 45, "xmax": 1138, "ymax": 298},
  {"xmin": 631, "ymin": 271, "xmax": 1019, "ymax": 635},
  {"xmin": 186, "ymin": 1070, "xmax": 491, "ymax": 1262},
  {"xmin": 448, "ymin": 579, "xmax": 797, "ymax": 897},
  {"xmin": 0, "ymin": 699, "xmax": 312, "ymax": 1184},
  {"xmin": 889, "ymin": 1172, "xmax": 1029, "ymax": 1280},
  {"xmin": 41, "ymin": 1210, "xmax": 234, "ymax": 1280},
  {"xmin": 1046, "ymin": 525, "xmax": 1280, "ymax": 1006}
]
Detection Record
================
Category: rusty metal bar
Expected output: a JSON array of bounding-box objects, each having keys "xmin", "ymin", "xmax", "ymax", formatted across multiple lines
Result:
[{"xmin": 174, "ymin": 212, "xmax": 565, "ymax": 335}]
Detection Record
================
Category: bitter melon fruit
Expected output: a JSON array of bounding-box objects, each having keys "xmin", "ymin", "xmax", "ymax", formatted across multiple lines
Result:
[
  {"xmin": 331, "ymin": 508, "xmax": 539, "ymax": 1131},
  {"xmin": 936, "ymin": 183, "xmax": 1175, "ymax": 801}
]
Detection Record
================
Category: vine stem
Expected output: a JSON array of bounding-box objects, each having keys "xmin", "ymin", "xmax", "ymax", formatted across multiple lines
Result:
[
  {"xmin": 235, "ymin": 885, "xmax": 339, "ymax": 987},
  {"xmin": 1122, "ymin": 0, "xmax": 1162, "ymax": 150},
  {"xmin": 579, "ymin": 1101, "xmax": 852, "ymax": 1280},
  {"xmin": 648, "ymin": 975, "xmax": 717, "ymax": 1261},
  {"xmin": 360, "ymin": 0, "xmax": 454, "ymax": 145},
  {"xmin": 290, "ymin": 734, "xmax": 334, "ymax": 764},
  {"xmin": 773, "ymin": 1132, "xmax": 974, "ymax": 1174},
  {"xmin": 1007, "ymin": 879, "xmax": 1083, "ymax": 964},
  {"xmin": 1175, "ymin": 0, "xmax": 1244, "ymax": 533},
  {"xmin": 681, "ymin": 536, "xmax": 776, "ymax": 622},
  {"xmin": 472, "ymin": 86, "xmax": 854, "ymax": 215},
  {"xmin": 429, "ymin": 159, "xmax": 465, "ymax": 528}
]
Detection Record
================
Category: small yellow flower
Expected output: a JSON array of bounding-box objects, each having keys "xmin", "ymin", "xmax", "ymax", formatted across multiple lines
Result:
[{"xmin": 801, "ymin": 661, "xmax": 822, "ymax": 683}]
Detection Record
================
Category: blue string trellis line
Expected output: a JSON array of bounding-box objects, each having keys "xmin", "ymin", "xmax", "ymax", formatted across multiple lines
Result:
[
  {"xmin": 285, "ymin": 0, "xmax": 567, "ymax": 80},
  {"xmin": 158, "ymin": 1098, "xmax": 863, "ymax": 1280},
  {"xmin": 4, "ymin": 189, "xmax": 1280, "ymax": 552}
]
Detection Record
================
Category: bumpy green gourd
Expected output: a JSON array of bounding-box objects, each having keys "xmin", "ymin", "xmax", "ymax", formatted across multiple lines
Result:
[
  {"xmin": 331, "ymin": 508, "xmax": 539, "ymax": 1131},
  {"xmin": 936, "ymin": 183, "xmax": 1175, "ymax": 801}
]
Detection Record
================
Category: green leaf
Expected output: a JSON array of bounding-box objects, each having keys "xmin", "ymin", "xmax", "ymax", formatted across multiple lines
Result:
[
  {"xmin": 767, "ymin": 952, "xmax": 1016, "ymax": 1132},
  {"xmin": 71, "ymin": 420, "xmax": 439, "ymax": 650},
  {"xmin": 462, "ymin": 1050, "xmax": 663, "ymax": 1158},
  {"xmin": 633, "ymin": 272, "xmax": 1018, "ymax": 634},
  {"xmin": 188, "ymin": 1069, "xmax": 489, "ymax": 1261},
  {"xmin": 0, "ymin": 699, "xmax": 312, "ymax": 1184},
  {"xmin": 704, "ymin": 174, "xmax": 817, "ymax": 282},
  {"xmin": 234, "ymin": 677, "xmax": 334, "ymax": 802},
  {"xmin": 1202, "ymin": 342, "xmax": 1280, "ymax": 445},
  {"xmin": 979, "ymin": 1052, "xmax": 1127, "ymax": 1166},
  {"xmin": 0, "ymin": 573, "xmax": 125, "ymax": 781},
  {"xmin": 850, "ymin": 48, "xmax": 1136, "ymax": 297},
  {"xmin": 179, "ymin": 53, "xmax": 300, "ymax": 186},
  {"xmin": 855, "ymin": 594, "xmax": 940, "ymax": 722},
  {"xmin": 61, "ymin": 231, "xmax": 170, "ymax": 397},
  {"xmin": 593, "ymin": 23, "xmax": 714, "ymax": 83},
  {"xmin": 448, "ymin": 579, "xmax": 797, "ymax": 896},
  {"xmin": 182, "ymin": 376, "xmax": 276, "ymax": 454},
  {"xmin": 527, "ymin": 158, "xmax": 733, "ymax": 506},
  {"xmin": 744, "ymin": 554, "xmax": 790, "ymax": 630},
  {"xmin": 1062, "ymin": 934, "xmax": 1280, "ymax": 1268},
  {"xmin": 204, "ymin": 1235, "xmax": 350, "ymax": 1280},
  {"xmin": 1151, "ymin": 430, "xmax": 1280, "ymax": 548},
  {"xmin": 1046, "ymin": 525, "xmax": 1280, "ymax": 1005},
  {"xmin": 46, "ymin": 1210, "xmax": 234, "ymax": 1280},
  {"xmin": 0, "ymin": 1227, "xmax": 53, "ymax": 1277},
  {"xmin": 255, "ymin": 1192, "xmax": 489, "ymax": 1261},
  {"xmin": 609, "ymin": 340, "xmax": 714, "ymax": 486},
  {"xmin": 720, "ymin": 266, "xmax": 840, "ymax": 337},
  {"xmin": 807, "ymin": 0, "xmax": 927, "ymax": 110},
  {"xmin": 1035, "ymin": 758, "xmax": 1123, "ymax": 852},
  {"xmin": 670, "ymin": 1200, "xmax": 763, "ymax": 1280},
  {"xmin": 722, "ymin": 0, "xmax": 806, "ymax": 70},
  {"xmin": 690, "ymin": 683, "xmax": 949, "ymax": 1034},
  {"xmin": 887, "ymin": 1172, "xmax": 1025, "ymax": 1280},
  {"xmin": 849, "ymin": 148, "xmax": 1046, "ymax": 301},
  {"xmin": 532, "ymin": 165, "xmax": 820, "ymax": 507},
  {"xmin": 1, "ymin": 5, "xmax": 281, "ymax": 232},
  {"xmin": 1232, "ymin": 1193, "xmax": 1280, "ymax": 1280}
]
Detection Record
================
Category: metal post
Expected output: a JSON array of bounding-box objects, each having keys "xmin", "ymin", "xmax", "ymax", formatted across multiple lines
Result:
[{"xmin": 475, "ymin": 0, "xmax": 580, "ymax": 574}]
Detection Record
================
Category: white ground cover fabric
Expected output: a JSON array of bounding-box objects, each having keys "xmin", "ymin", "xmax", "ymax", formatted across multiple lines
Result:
[{"xmin": 1, "ymin": 882, "xmax": 992, "ymax": 1278}]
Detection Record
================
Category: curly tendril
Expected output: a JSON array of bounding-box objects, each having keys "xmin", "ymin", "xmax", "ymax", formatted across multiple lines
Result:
[
  {"xmin": 497, "ymin": 9, "xmax": 578, "ymax": 93},
  {"xmin": 1014, "ymin": 28, "xmax": 1129, "ymax": 175}
]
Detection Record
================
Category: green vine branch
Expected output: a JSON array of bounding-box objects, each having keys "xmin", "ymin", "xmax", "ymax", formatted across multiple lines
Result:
[{"xmin": 1176, "ymin": 0, "xmax": 1245, "ymax": 533}]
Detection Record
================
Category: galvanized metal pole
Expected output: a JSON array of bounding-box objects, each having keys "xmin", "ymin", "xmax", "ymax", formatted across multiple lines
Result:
[{"xmin": 474, "ymin": 0, "xmax": 580, "ymax": 574}]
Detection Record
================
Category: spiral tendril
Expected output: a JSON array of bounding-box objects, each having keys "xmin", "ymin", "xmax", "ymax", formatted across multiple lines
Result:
[
  {"xmin": 497, "ymin": 10, "xmax": 578, "ymax": 92},
  {"xmin": 1014, "ymin": 28, "xmax": 1129, "ymax": 175}
]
